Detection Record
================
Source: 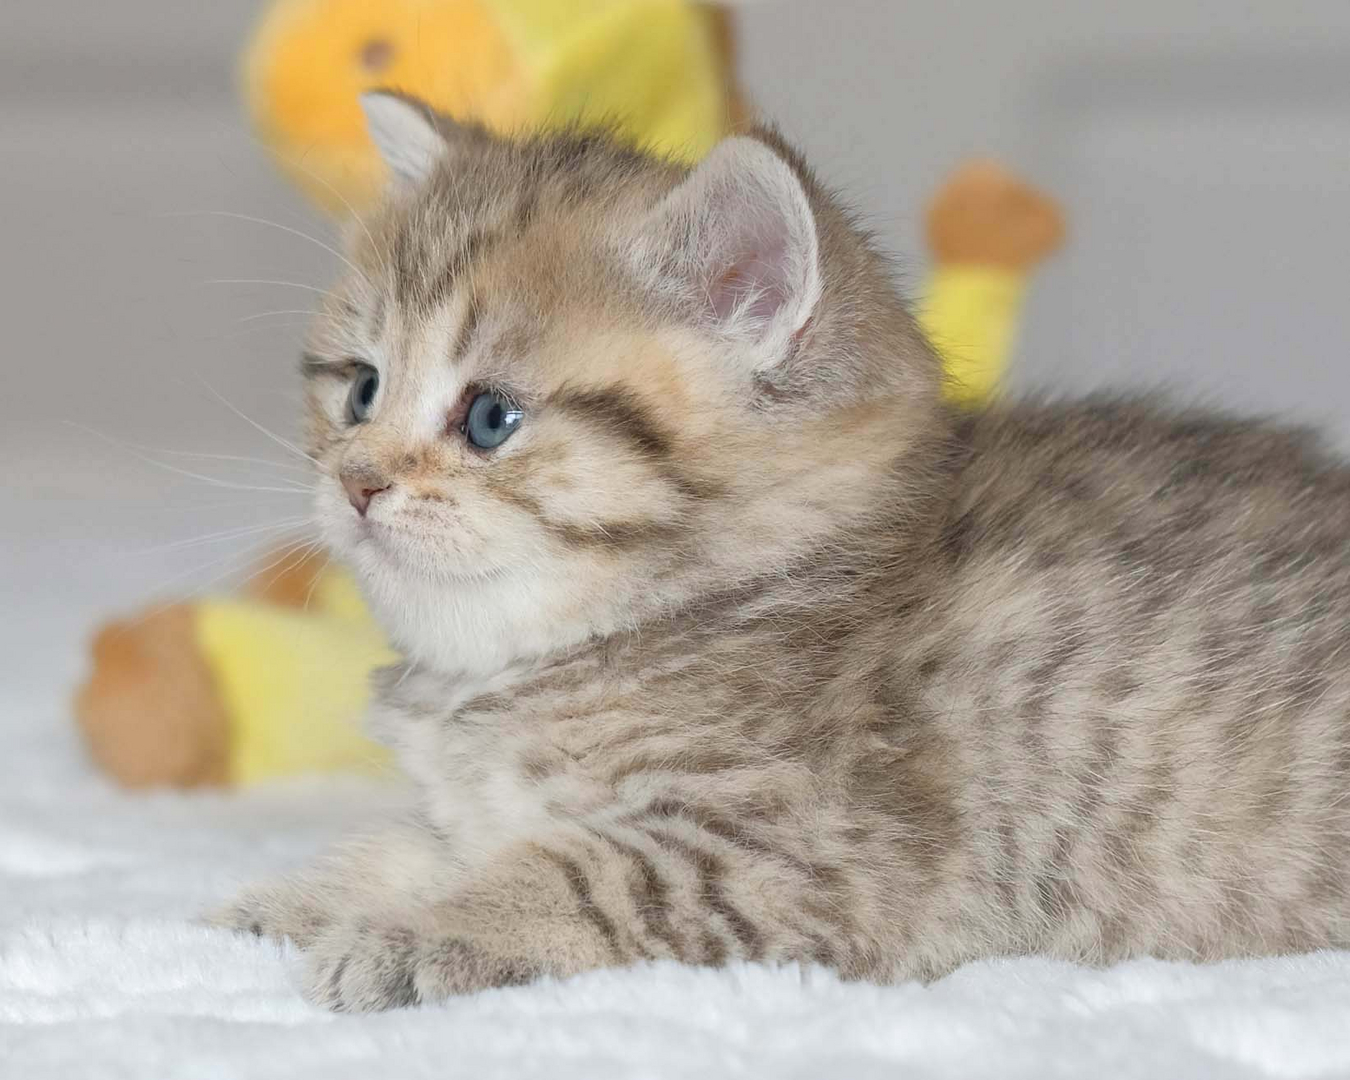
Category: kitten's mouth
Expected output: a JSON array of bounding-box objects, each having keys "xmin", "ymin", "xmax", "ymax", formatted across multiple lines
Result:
[
  {"xmin": 347, "ymin": 521, "xmax": 500, "ymax": 585},
  {"xmin": 351, "ymin": 515, "xmax": 391, "ymax": 548},
  {"xmin": 343, "ymin": 514, "xmax": 391, "ymax": 557}
]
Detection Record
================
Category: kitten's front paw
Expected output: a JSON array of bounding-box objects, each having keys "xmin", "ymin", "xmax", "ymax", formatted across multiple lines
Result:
[
  {"xmin": 206, "ymin": 881, "xmax": 335, "ymax": 949},
  {"xmin": 304, "ymin": 916, "xmax": 536, "ymax": 1012}
]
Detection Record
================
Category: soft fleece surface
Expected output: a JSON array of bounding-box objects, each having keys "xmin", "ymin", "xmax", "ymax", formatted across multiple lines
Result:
[
  {"xmin": 5, "ymin": 689, "xmax": 1350, "ymax": 1079},
  {"xmin": 5, "ymin": 489, "xmax": 1350, "ymax": 1080}
]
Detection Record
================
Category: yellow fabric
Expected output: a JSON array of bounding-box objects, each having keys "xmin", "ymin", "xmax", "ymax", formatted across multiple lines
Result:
[
  {"xmin": 495, "ymin": 0, "xmax": 726, "ymax": 162},
  {"xmin": 195, "ymin": 597, "xmax": 398, "ymax": 785},
  {"xmin": 241, "ymin": 0, "xmax": 728, "ymax": 215},
  {"xmin": 920, "ymin": 265, "xmax": 1026, "ymax": 406},
  {"xmin": 309, "ymin": 566, "xmax": 378, "ymax": 624}
]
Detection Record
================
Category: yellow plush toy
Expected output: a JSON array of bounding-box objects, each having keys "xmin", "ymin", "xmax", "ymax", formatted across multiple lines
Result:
[
  {"xmin": 243, "ymin": 0, "xmax": 743, "ymax": 214},
  {"xmin": 78, "ymin": 563, "xmax": 396, "ymax": 787},
  {"xmin": 75, "ymin": 0, "xmax": 1063, "ymax": 788},
  {"xmin": 921, "ymin": 158, "xmax": 1066, "ymax": 403}
]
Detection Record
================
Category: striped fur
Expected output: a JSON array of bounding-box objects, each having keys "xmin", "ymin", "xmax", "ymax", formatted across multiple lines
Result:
[{"xmin": 214, "ymin": 108, "xmax": 1350, "ymax": 1011}]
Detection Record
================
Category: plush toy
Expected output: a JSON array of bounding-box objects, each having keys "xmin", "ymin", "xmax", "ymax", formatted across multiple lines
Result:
[
  {"xmin": 77, "ymin": 556, "xmax": 396, "ymax": 787},
  {"xmin": 242, "ymin": 0, "xmax": 746, "ymax": 215},
  {"xmin": 74, "ymin": 0, "xmax": 1064, "ymax": 788},
  {"xmin": 920, "ymin": 158, "xmax": 1065, "ymax": 403}
]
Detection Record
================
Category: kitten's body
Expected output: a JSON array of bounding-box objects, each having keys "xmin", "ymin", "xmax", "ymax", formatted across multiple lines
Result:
[{"xmin": 218, "ymin": 97, "xmax": 1350, "ymax": 1009}]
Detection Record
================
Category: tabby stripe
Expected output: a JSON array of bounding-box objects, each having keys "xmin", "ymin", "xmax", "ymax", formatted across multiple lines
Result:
[
  {"xmin": 638, "ymin": 797, "xmax": 859, "ymax": 938},
  {"xmin": 408, "ymin": 227, "xmax": 496, "ymax": 315},
  {"xmin": 778, "ymin": 914, "xmax": 841, "ymax": 969},
  {"xmin": 645, "ymin": 829, "xmax": 765, "ymax": 960},
  {"xmin": 698, "ymin": 930, "xmax": 729, "ymax": 965},
  {"xmin": 542, "ymin": 851, "xmax": 623, "ymax": 958},
  {"xmin": 606, "ymin": 747, "xmax": 756, "ymax": 785},
  {"xmin": 326, "ymin": 954, "xmax": 350, "ymax": 1010},
  {"xmin": 592, "ymin": 832, "xmax": 687, "ymax": 960},
  {"xmin": 804, "ymin": 932, "xmax": 839, "ymax": 968},
  {"xmin": 552, "ymin": 387, "xmax": 672, "ymax": 458},
  {"xmin": 548, "ymin": 518, "xmax": 686, "ymax": 552},
  {"xmin": 300, "ymin": 353, "xmax": 362, "ymax": 379},
  {"xmin": 550, "ymin": 388, "xmax": 725, "ymax": 502},
  {"xmin": 451, "ymin": 297, "xmax": 480, "ymax": 361},
  {"xmin": 490, "ymin": 476, "xmax": 683, "ymax": 552},
  {"xmin": 379, "ymin": 933, "xmax": 421, "ymax": 1009},
  {"xmin": 492, "ymin": 485, "xmax": 547, "ymax": 519},
  {"xmin": 639, "ymin": 798, "xmax": 838, "ymax": 894},
  {"xmin": 368, "ymin": 295, "xmax": 386, "ymax": 343},
  {"xmin": 512, "ymin": 186, "xmax": 539, "ymax": 233}
]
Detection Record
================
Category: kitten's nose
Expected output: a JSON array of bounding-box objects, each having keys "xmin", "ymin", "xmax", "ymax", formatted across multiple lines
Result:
[{"xmin": 341, "ymin": 473, "xmax": 389, "ymax": 517}]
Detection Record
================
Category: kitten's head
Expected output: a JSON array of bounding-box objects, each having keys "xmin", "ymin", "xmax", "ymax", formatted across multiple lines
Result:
[{"xmin": 304, "ymin": 92, "xmax": 941, "ymax": 673}]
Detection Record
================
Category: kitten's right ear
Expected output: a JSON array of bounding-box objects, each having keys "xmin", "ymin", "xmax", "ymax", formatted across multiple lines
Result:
[
  {"xmin": 360, "ymin": 91, "xmax": 452, "ymax": 188},
  {"xmin": 631, "ymin": 135, "xmax": 822, "ymax": 373}
]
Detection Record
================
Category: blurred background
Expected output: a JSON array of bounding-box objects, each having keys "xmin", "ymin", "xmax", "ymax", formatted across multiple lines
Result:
[{"xmin": 3, "ymin": 0, "xmax": 1350, "ymax": 709}]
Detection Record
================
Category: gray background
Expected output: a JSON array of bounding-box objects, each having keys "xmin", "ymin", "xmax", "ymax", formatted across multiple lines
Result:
[{"xmin": 3, "ymin": 0, "xmax": 1350, "ymax": 695}]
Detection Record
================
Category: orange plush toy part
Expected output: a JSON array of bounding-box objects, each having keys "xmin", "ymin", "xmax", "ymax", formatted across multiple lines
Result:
[
  {"xmin": 926, "ymin": 159, "xmax": 1066, "ymax": 272},
  {"xmin": 77, "ymin": 604, "xmax": 232, "ymax": 788}
]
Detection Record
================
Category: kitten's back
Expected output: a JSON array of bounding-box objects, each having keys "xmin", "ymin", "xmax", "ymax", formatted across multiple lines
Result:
[{"xmin": 891, "ymin": 398, "xmax": 1350, "ymax": 961}]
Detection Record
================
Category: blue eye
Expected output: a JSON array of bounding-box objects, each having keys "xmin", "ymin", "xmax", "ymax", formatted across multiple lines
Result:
[
  {"xmin": 463, "ymin": 390, "xmax": 523, "ymax": 450},
  {"xmin": 348, "ymin": 365, "xmax": 379, "ymax": 423}
]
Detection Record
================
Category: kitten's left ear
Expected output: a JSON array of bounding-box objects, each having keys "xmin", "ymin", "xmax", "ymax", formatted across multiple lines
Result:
[
  {"xmin": 363, "ymin": 90, "xmax": 491, "ymax": 191},
  {"xmin": 361, "ymin": 91, "xmax": 446, "ymax": 187},
  {"xmin": 634, "ymin": 136, "xmax": 822, "ymax": 371}
]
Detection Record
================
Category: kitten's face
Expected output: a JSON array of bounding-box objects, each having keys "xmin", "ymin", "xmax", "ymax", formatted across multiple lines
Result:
[{"xmin": 302, "ymin": 94, "xmax": 935, "ymax": 673}]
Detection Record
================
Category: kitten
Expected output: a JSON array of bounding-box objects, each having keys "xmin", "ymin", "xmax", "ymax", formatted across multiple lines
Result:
[{"xmin": 215, "ymin": 91, "xmax": 1350, "ymax": 1012}]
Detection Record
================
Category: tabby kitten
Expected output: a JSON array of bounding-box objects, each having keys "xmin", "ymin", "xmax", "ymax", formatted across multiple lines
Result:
[{"xmin": 215, "ymin": 91, "xmax": 1350, "ymax": 1011}]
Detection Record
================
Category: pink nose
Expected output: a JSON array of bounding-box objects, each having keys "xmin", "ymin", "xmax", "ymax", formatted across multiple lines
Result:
[{"xmin": 341, "ymin": 474, "xmax": 389, "ymax": 517}]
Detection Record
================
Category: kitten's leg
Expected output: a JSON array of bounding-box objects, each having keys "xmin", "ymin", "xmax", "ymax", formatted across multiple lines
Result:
[
  {"xmin": 304, "ymin": 813, "xmax": 851, "ymax": 1011},
  {"xmin": 208, "ymin": 814, "xmax": 458, "ymax": 948}
]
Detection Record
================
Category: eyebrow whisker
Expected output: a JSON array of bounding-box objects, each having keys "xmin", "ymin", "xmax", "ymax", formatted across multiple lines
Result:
[
  {"xmin": 203, "ymin": 277, "xmax": 330, "ymax": 296},
  {"xmin": 161, "ymin": 209, "xmax": 374, "ymax": 291}
]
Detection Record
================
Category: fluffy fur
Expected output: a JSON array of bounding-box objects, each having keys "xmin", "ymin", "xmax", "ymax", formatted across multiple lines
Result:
[{"xmin": 214, "ymin": 94, "xmax": 1350, "ymax": 1011}]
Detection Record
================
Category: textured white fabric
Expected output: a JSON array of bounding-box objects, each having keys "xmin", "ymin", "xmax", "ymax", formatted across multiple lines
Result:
[{"xmin": 4, "ymin": 670, "xmax": 1350, "ymax": 1078}]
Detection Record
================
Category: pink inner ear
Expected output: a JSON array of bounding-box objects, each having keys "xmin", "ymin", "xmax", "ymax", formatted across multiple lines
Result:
[
  {"xmin": 709, "ymin": 256, "xmax": 791, "ymax": 325},
  {"xmin": 705, "ymin": 209, "xmax": 796, "ymax": 327}
]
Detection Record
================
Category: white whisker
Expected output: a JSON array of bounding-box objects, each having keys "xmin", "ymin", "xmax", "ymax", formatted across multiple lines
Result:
[
  {"xmin": 127, "ymin": 518, "xmax": 311, "ymax": 556},
  {"xmin": 240, "ymin": 537, "xmax": 327, "ymax": 595},
  {"xmin": 161, "ymin": 209, "xmax": 373, "ymax": 290},
  {"xmin": 195, "ymin": 377, "xmax": 324, "ymax": 469},
  {"xmin": 258, "ymin": 139, "xmax": 391, "ymax": 281},
  {"xmin": 219, "ymin": 321, "xmax": 314, "ymax": 343},
  {"xmin": 148, "ymin": 448, "xmax": 312, "ymax": 475},
  {"xmin": 236, "ymin": 309, "xmax": 328, "ymax": 325},
  {"xmin": 203, "ymin": 278, "xmax": 329, "ymax": 296},
  {"xmin": 114, "ymin": 533, "xmax": 320, "ymax": 634},
  {"xmin": 62, "ymin": 422, "xmax": 313, "ymax": 494},
  {"xmin": 302, "ymin": 552, "xmax": 335, "ymax": 613},
  {"xmin": 83, "ymin": 435, "xmax": 313, "ymax": 477}
]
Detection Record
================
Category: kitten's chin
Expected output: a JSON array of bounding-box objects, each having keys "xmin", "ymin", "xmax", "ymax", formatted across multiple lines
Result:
[
  {"xmin": 318, "ymin": 514, "xmax": 615, "ymax": 675},
  {"xmin": 315, "ymin": 527, "xmax": 581, "ymax": 675},
  {"xmin": 358, "ymin": 560, "xmax": 597, "ymax": 677}
]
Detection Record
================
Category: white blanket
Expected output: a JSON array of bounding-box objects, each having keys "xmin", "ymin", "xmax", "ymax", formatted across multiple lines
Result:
[{"xmin": 5, "ymin": 687, "xmax": 1350, "ymax": 1079}]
